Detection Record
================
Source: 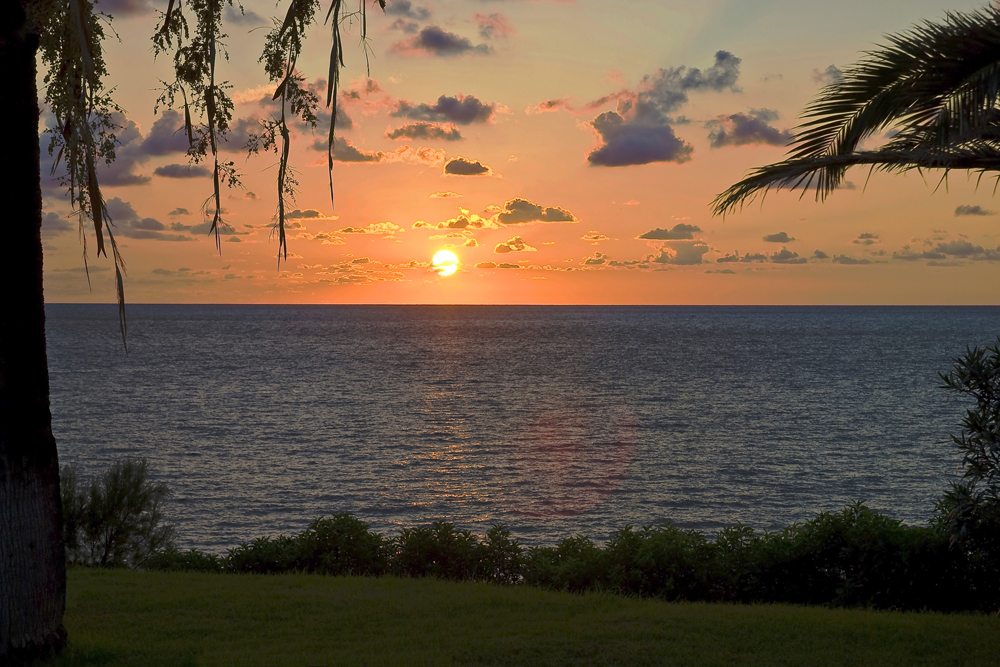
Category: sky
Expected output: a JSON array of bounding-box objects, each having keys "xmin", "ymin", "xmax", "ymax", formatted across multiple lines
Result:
[{"xmin": 39, "ymin": 0, "xmax": 1000, "ymax": 304}]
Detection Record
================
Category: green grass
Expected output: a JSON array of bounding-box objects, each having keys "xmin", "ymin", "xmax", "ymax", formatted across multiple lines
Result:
[{"xmin": 46, "ymin": 568, "xmax": 999, "ymax": 666}]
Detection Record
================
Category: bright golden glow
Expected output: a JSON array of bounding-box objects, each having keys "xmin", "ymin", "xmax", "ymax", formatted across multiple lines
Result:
[{"xmin": 432, "ymin": 250, "xmax": 459, "ymax": 277}]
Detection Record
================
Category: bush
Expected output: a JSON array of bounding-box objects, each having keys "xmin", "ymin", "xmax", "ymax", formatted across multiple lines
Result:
[
  {"xmin": 392, "ymin": 521, "xmax": 481, "ymax": 581},
  {"xmin": 61, "ymin": 458, "xmax": 175, "ymax": 568},
  {"xmin": 296, "ymin": 513, "xmax": 389, "ymax": 577}
]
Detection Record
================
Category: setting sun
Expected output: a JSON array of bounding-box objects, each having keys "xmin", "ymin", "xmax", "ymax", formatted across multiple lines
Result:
[{"xmin": 432, "ymin": 250, "xmax": 459, "ymax": 277}]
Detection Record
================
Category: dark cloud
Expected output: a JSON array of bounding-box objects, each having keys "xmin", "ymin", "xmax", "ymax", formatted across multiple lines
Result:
[
  {"xmin": 637, "ymin": 223, "xmax": 702, "ymax": 240},
  {"xmin": 812, "ymin": 65, "xmax": 843, "ymax": 85},
  {"xmin": 224, "ymin": 4, "xmax": 265, "ymax": 26},
  {"xmin": 105, "ymin": 197, "xmax": 194, "ymax": 241},
  {"xmin": 386, "ymin": 0, "xmax": 431, "ymax": 20},
  {"xmin": 582, "ymin": 251, "xmax": 609, "ymax": 265},
  {"xmin": 763, "ymin": 231, "xmax": 794, "ymax": 243},
  {"xmin": 707, "ymin": 108, "xmax": 793, "ymax": 148},
  {"xmin": 852, "ymin": 232, "xmax": 880, "ymax": 245},
  {"xmin": 154, "ymin": 164, "xmax": 212, "ymax": 179},
  {"xmin": 41, "ymin": 212, "xmax": 73, "ymax": 236},
  {"xmin": 392, "ymin": 95, "xmax": 496, "ymax": 125},
  {"xmin": 444, "ymin": 156, "xmax": 492, "ymax": 176},
  {"xmin": 169, "ymin": 208, "xmax": 191, "ymax": 216},
  {"xmin": 390, "ymin": 26, "xmax": 491, "ymax": 57},
  {"xmin": 831, "ymin": 255, "xmax": 871, "ymax": 265},
  {"xmin": 717, "ymin": 251, "xmax": 768, "ymax": 263},
  {"xmin": 496, "ymin": 197, "xmax": 577, "ymax": 224},
  {"xmin": 587, "ymin": 51, "xmax": 740, "ymax": 167},
  {"xmin": 140, "ymin": 110, "xmax": 192, "ymax": 156},
  {"xmin": 955, "ymin": 205, "xmax": 995, "ymax": 216},
  {"xmin": 895, "ymin": 240, "xmax": 1000, "ymax": 262},
  {"xmin": 770, "ymin": 248, "xmax": 807, "ymax": 264},
  {"xmin": 287, "ymin": 209, "xmax": 336, "ymax": 219},
  {"xmin": 387, "ymin": 122, "xmax": 463, "ymax": 141},
  {"xmin": 588, "ymin": 112, "xmax": 693, "ymax": 166},
  {"xmin": 813, "ymin": 249, "xmax": 829, "ymax": 259},
  {"xmin": 581, "ymin": 232, "xmax": 609, "ymax": 244},
  {"xmin": 330, "ymin": 136, "xmax": 381, "ymax": 163},
  {"xmin": 94, "ymin": 0, "xmax": 153, "ymax": 16}
]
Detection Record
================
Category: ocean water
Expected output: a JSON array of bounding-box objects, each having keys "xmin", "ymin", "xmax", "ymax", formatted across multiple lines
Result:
[{"xmin": 45, "ymin": 304, "xmax": 1000, "ymax": 552}]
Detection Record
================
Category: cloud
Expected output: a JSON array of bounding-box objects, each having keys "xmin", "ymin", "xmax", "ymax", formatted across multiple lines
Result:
[
  {"xmin": 586, "ymin": 51, "xmax": 740, "ymax": 167},
  {"xmin": 647, "ymin": 240, "xmax": 710, "ymax": 265},
  {"xmin": 389, "ymin": 18, "xmax": 420, "ymax": 33},
  {"xmin": 387, "ymin": 122, "xmax": 463, "ymax": 141},
  {"xmin": 770, "ymin": 248, "xmax": 807, "ymax": 264},
  {"xmin": 812, "ymin": 65, "xmax": 843, "ymax": 85},
  {"xmin": 392, "ymin": 94, "xmax": 496, "ymax": 125},
  {"xmin": 475, "ymin": 261, "xmax": 521, "ymax": 269},
  {"xmin": 716, "ymin": 251, "xmax": 768, "ymax": 263},
  {"xmin": 168, "ymin": 208, "xmax": 191, "ymax": 216},
  {"xmin": 154, "ymin": 164, "xmax": 212, "ymax": 179},
  {"xmin": 581, "ymin": 232, "xmax": 609, "ymax": 244},
  {"xmin": 463, "ymin": 238, "xmax": 479, "ymax": 247},
  {"xmin": 495, "ymin": 197, "xmax": 577, "ymax": 225},
  {"xmin": 637, "ymin": 223, "xmax": 702, "ymax": 240},
  {"xmin": 432, "ymin": 209, "xmax": 501, "ymax": 230},
  {"xmin": 894, "ymin": 240, "xmax": 1000, "ymax": 262},
  {"xmin": 475, "ymin": 13, "xmax": 514, "ymax": 39},
  {"xmin": 763, "ymin": 231, "xmax": 794, "ymax": 243},
  {"xmin": 494, "ymin": 235, "xmax": 537, "ymax": 253},
  {"xmin": 525, "ymin": 98, "xmax": 573, "ymax": 115},
  {"xmin": 582, "ymin": 251, "xmax": 609, "ymax": 266},
  {"xmin": 707, "ymin": 108, "xmax": 793, "ymax": 148},
  {"xmin": 386, "ymin": 0, "xmax": 431, "ymax": 20},
  {"xmin": 813, "ymin": 249, "xmax": 829, "ymax": 259},
  {"xmin": 430, "ymin": 191, "xmax": 462, "ymax": 198},
  {"xmin": 390, "ymin": 26, "xmax": 491, "ymax": 57},
  {"xmin": 105, "ymin": 197, "xmax": 195, "ymax": 241},
  {"xmin": 831, "ymin": 254, "xmax": 871, "ymax": 265},
  {"xmin": 94, "ymin": 0, "xmax": 153, "ymax": 16},
  {"xmin": 325, "ymin": 137, "xmax": 446, "ymax": 166},
  {"xmin": 852, "ymin": 232, "xmax": 880, "ymax": 245},
  {"xmin": 444, "ymin": 156, "xmax": 492, "ymax": 176},
  {"xmin": 140, "ymin": 110, "xmax": 192, "ymax": 156},
  {"xmin": 41, "ymin": 212, "xmax": 73, "ymax": 236},
  {"xmin": 336, "ymin": 221, "xmax": 404, "ymax": 237},
  {"xmin": 224, "ymin": 4, "xmax": 265, "ymax": 26},
  {"xmin": 287, "ymin": 209, "xmax": 339, "ymax": 221},
  {"xmin": 588, "ymin": 113, "xmax": 693, "ymax": 166},
  {"xmin": 955, "ymin": 205, "xmax": 995, "ymax": 216}
]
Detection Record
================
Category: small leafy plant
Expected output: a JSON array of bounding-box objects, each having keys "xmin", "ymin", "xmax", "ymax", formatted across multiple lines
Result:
[{"xmin": 61, "ymin": 458, "xmax": 176, "ymax": 568}]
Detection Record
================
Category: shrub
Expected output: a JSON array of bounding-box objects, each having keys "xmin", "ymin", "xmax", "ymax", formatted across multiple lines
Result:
[
  {"xmin": 296, "ymin": 513, "xmax": 389, "ymax": 576},
  {"xmin": 476, "ymin": 524, "xmax": 524, "ymax": 585},
  {"xmin": 61, "ymin": 458, "xmax": 175, "ymax": 568},
  {"xmin": 392, "ymin": 521, "xmax": 481, "ymax": 580},
  {"xmin": 226, "ymin": 535, "xmax": 299, "ymax": 574}
]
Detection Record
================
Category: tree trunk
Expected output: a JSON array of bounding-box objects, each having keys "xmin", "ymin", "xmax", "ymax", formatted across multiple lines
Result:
[{"xmin": 0, "ymin": 0, "xmax": 68, "ymax": 661}]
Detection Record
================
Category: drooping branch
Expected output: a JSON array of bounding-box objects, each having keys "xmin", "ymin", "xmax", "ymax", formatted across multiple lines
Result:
[{"xmin": 33, "ymin": 0, "xmax": 127, "ymax": 342}]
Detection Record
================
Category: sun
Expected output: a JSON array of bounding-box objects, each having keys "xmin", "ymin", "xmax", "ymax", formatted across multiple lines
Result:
[{"xmin": 432, "ymin": 250, "xmax": 459, "ymax": 277}]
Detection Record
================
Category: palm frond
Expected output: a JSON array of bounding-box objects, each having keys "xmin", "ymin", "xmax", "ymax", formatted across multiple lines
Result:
[{"xmin": 713, "ymin": 5, "xmax": 1000, "ymax": 217}]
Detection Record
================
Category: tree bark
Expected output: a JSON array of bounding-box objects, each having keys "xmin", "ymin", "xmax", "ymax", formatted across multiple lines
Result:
[{"xmin": 0, "ymin": 0, "xmax": 68, "ymax": 661}]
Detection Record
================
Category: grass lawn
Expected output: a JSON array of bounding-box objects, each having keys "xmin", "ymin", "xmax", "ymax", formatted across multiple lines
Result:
[{"xmin": 44, "ymin": 568, "xmax": 999, "ymax": 666}]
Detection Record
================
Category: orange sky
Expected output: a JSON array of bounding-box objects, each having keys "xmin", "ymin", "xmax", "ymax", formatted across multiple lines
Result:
[{"xmin": 40, "ymin": 0, "xmax": 1000, "ymax": 304}]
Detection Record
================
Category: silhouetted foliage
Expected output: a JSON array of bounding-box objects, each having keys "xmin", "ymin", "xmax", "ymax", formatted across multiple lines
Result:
[{"xmin": 61, "ymin": 458, "xmax": 175, "ymax": 568}]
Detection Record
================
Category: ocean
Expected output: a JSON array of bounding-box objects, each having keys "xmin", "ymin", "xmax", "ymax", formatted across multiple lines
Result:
[{"xmin": 44, "ymin": 304, "xmax": 1000, "ymax": 552}]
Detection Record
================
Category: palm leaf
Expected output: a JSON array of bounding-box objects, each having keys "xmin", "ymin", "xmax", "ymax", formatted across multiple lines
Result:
[{"xmin": 713, "ymin": 5, "xmax": 1000, "ymax": 217}]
